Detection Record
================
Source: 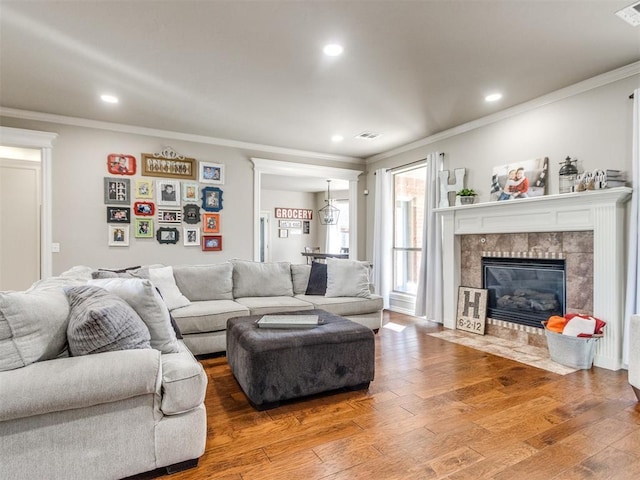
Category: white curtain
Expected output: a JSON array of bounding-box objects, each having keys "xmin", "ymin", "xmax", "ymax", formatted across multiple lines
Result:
[
  {"xmin": 415, "ymin": 152, "xmax": 443, "ymax": 320},
  {"xmin": 624, "ymin": 88, "xmax": 640, "ymax": 366},
  {"xmin": 372, "ymin": 168, "xmax": 392, "ymax": 309}
]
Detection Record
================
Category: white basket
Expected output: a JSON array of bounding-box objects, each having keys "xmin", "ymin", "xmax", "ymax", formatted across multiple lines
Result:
[{"xmin": 542, "ymin": 321, "xmax": 603, "ymax": 369}]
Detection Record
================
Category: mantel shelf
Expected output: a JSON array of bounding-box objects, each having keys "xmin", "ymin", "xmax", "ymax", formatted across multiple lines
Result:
[{"xmin": 434, "ymin": 187, "xmax": 632, "ymax": 213}]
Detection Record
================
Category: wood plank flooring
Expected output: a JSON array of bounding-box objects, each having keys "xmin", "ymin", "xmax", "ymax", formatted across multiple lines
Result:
[{"xmin": 168, "ymin": 311, "xmax": 640, "ymax": 479}]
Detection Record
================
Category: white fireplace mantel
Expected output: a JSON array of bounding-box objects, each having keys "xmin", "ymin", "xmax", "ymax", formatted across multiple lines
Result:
[{"xmin": 436, "ymin": 187, "xmax": 633, "ymax": 371}]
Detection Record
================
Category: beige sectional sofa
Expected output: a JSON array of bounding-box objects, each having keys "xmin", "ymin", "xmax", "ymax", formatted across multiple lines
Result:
[
  {"xmin": 169, "ymin": 259, "xmax": 384, "ymax": 356},
  {"xmin": 0, "ymin": 268, "xmax": 207, "ymax": 480}
]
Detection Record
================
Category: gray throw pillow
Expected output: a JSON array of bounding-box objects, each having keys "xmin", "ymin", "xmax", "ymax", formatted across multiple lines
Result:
[
  {"xmin": 65, "ymin": 285, "xmax": 151, "ymax": 356},
  {"xmin": 0, "ymin": 286, "xmax": 70, "ymax": 372},
  {"xmin": 172, "ymin": 263, "xmax": 233, "ymax": 301},
  {"xmin": 231, "ymin": 259, "xmax": 293, "ymax": 298},
  {"xmin": 325, "ymin": 258, "xmax": 372, "ymax": 298},
  {"xmin": 88, "ymin": 278, "xmax": 179, "ymax": 353}
]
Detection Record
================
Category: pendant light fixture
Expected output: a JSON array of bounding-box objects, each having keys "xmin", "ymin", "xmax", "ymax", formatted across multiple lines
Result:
[{"xmin": 318, "ymin": 180, "xmax": 340, "ymax": 225}]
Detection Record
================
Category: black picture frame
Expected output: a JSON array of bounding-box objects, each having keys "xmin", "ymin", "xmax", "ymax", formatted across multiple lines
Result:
[
  {"xmin": 106, "ymin": 206, "xmax": 131, "ymax": 223},
  {"xmin": 183, "ymin": 204, "xmax": 201, "ymax": 224},
  {"xmin": 156, "ymin": 227, "xmax": 179, "ymax": 244}
]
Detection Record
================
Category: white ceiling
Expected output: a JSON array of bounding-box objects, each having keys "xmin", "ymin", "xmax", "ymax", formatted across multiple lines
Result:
[{"xmin": 1, "ymin": 0, "xmax": 639, "ymax": 163}]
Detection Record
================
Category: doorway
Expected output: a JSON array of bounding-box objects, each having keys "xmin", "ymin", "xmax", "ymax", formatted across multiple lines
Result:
[
  {"xmin": 0, "ymin": 152, "xmax": 41, "ymax": 290},
  {"xmin": 0, "ymin": 126, "xmax": 57, "ymax": 284}
]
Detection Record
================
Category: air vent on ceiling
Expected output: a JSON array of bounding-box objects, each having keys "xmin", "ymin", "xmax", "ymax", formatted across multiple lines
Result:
[
  {"xmin": 355, "ymin": 131, "xmax": 382, "ymax": 140},
  {"xmin": 616, "ymin": 1, "xmax": 640, "ymax": 26}
]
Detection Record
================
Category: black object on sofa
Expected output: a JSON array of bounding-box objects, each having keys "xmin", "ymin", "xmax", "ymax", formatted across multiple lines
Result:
[{"xmin": 226, "ymin": 309, "xmax": 375, "ymax": 409}]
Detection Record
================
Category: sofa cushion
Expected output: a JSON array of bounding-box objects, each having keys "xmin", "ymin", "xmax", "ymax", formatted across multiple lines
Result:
[
  {"xmin": 66, "ymin": 285, "xmax": 151, "ymax": 356},
  {"xmin": 291, "ymin": 264, "xmax": 311, "ymax": 295},
  {"xmin": 325, "ymin": 258, "xmax": 372, "ymax": 299},
  {"xmin": 91, "ymin": 265, "xmax": 152, "ymax": 280},
  {"xmin": 0, "ymin": 348, "xmax": 160, "ymax": 422},
  {"xmin": 0, "ymin": 285, "xmax": 70, "ymax": 372},
  {"xmin": 148, "ymin": 266, "xmax": 191, "ymax": 310},
  {"xmin": 170, "ymin": 300, "xmax": 250, "ymax": 335},
  {"xmin": 88, "ymin": 278, "xmax": 179, "ymax": 354},
  {"xmin": 234, "ymin": 296, "xmax": 313, "ymax": 316},
  {"xmin": 160, "ymin": 341, "xmax": 208, "ymax": 415},
  {"xmin": 231, "ymin": 260, "xmax": 293, "ymax": 298},
  {"xmin": 295, "ymin": 294, "xmax": 384, "ymax": 317},
  {"xmin": 172, "ymin": 263, "xmax": 233, "ymax": 301},
  {"xmin": 305, "ymin": 261, "xmax": 327, "ymax": 295}
]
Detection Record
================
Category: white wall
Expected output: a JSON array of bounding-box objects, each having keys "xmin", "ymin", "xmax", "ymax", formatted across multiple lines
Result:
[
  {"xmin": 365, "ymin": 74, "xmax": 640, "ymax": 260},
  {"xmin": 0, "ymin": 118, "xmax": 364, "ymax": 274},
  {"xmin": 261, "ymin": 189, "xmax": 319, "ymax": 264}
]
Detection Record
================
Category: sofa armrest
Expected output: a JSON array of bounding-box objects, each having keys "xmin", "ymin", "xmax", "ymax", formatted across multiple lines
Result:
[
  {"xmin": 0, "ymin": 348, "xmax": 160, "ymax": 422},
  {"xmin": 160, "ymin": 340, "xmax": 207, "ymax": 415}
]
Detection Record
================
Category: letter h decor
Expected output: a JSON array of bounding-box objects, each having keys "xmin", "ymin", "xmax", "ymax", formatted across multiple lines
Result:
[{"xmin": 438, "ymin": 168, "xmax": 466, "ymax": 207}]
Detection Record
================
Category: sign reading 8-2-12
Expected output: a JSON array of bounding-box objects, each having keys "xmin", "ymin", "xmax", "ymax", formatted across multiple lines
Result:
[{"xmin": 456, "ymin": 286, "xmax": 488, "ymax": 335}]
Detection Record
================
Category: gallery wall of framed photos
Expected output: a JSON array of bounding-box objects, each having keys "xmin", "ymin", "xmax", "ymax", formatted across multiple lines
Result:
[{"xmin": 104, "ymin": 147, "xmax": 226, "ymax": 251}]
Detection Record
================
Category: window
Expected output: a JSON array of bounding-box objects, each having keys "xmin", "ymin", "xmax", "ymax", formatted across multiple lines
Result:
[
  {"xmin": 393, "ymin": 166, "xmax": 426, "ymax": 295},
  {"xmin": 326, "ymin": 199, "xmax": 349, "ymax": 253}
]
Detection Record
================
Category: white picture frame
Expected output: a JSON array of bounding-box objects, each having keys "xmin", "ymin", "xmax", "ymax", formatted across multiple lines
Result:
[
  {"xmin": 108, "ymin": 225, "xmax": 129, "ymax": 247},
  {"xmin": 183, "ymin": 227, "xmax": 201, "ymax": 246},
  {"xmin": 156, "ymin": 179, "xmax": 181, "ymax": 206},
  {"xmin": 182, "ymin": 182, "xmax": 199, "ymax": 202},
  {"xmin": 199, "ymin": 161, "xmax": 225, "ymax": 185}
]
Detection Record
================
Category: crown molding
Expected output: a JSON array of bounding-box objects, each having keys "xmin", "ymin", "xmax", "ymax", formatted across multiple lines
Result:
[
  {"xmin": 0, "ymin": 107, "xmax": 364, "ymax": 165},
  {"xmin": 366, "ymin": 61, "xmax": 640, "ymax": 163}
]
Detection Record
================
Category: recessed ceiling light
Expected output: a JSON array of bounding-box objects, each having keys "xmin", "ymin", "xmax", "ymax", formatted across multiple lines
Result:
[
  {"xmin": 331, "ymin": 134, "xmax": 344, "ymax": 142},
  {"xmin": 485, "ymin": 93, "xmax": 502, "ymax": 102},
  {"xmin": 100, "ymin": 94, "xmax": 119, "ymax": 104},
  {"xmin": 323, "ymin": 44, "xmax": 343, "ymax": 56}
]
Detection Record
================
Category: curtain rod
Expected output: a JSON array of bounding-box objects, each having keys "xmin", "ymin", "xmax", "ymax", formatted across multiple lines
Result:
[{"xmin": 376, "ymin": 153, "xmax": 445, "ymax": 174}]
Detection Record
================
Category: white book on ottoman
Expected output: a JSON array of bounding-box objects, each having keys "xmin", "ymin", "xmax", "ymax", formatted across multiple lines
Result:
[{"xmin": 256, "ymin": 314, "xmax": 321, "ymax": 329}]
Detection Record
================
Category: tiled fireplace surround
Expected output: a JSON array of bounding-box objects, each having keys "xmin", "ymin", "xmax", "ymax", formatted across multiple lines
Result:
[
  {"xmin": 436, "ymin": 188, "xmax": 632, "ymax": 371},
  {"xmin": 458, "ymin": 231, "xmax": 593, "ymax": 350}
]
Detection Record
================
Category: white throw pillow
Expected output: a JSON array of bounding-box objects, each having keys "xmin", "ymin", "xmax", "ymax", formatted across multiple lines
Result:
[
  {"xmin": 89, "ymin": 277, "xmax": 179, "ymax": 353},
  {"xmin": 148, "ymin": 266, "xmax": 191, "ymax": 311},
  {"xmin": 325, "ymin": 258, "xmax": 372, "ymax": 299}
]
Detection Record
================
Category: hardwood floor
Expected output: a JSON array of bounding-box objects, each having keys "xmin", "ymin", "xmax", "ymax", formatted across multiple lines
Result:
[{"xmin": 170, "ymin": 311, "xmax": 640, "ymax": 479}]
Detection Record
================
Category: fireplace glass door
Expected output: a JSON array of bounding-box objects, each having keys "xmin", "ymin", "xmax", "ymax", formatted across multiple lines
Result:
[{"xmin": 482, "ymin": 257, "xmax": 566, "ymax": 328}]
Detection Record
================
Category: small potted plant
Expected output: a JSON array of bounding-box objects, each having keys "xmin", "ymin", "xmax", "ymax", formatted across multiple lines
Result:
[{"xmin": 456, "ymin": 188, "xmax": 477, "ymax": 205}]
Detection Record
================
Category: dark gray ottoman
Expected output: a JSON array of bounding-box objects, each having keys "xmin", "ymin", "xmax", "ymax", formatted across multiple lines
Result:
[{"xmin": 226, "ymin": 309, "xmax": 375, "ymax": 409}]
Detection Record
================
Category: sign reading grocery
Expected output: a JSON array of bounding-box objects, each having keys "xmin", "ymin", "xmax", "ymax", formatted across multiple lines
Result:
[{"xmin": 274, "ymin": 208, "xmax": 313, "ymax": 220}]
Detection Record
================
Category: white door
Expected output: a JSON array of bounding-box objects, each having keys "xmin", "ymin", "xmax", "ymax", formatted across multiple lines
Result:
[{"xmin": 0, "ymin": 155, "xmax": 41, "ymax": 290}]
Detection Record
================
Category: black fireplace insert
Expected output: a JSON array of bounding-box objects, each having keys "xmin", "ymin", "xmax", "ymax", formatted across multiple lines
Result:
[{"xmin": 482, "ymin": 257, "xmax": 566, "ymax": 328}]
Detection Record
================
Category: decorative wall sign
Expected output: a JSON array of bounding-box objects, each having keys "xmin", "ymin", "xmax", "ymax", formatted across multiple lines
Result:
[
  {"xmin": 274, "ymin": 208, "xmax": 313, "ymax": 220},
  {"xmin": 134, "ymin": 201, "xmax": 155, "ymax": 216},
  {"xmin": 141, "ymin": 147, "xmax": 196, "ymax": 180},
  {"xmin": 456, "ymin": 286, "xmax": 488, "ymax": 335},
  {"xmin": 203, "ymin": 213, "xmax": 220, "ymax": 233},
  {"xmin": 107, "ymin": 154, "xmax": 136, "ymax": 175},
  {"xmin": 135, "ymin": 179, "xmax": 153, "ymax": 199},
  {"xmin": 157, "ymin": 209, "xmax": 182, "ymax": 224},
  {"xmin": 104, "ymin": 177, "xmax": 130, "ymax": 205},
  {"xmin": 279, "ymin": 220, "xmax": 302, "ymax": 228},
  {"xmin": 183, "ymin": 204, "xmax": 201, "ymax": 224},
  {"xmin": 182, "ymin": 182, "xmax": 199, "ymax": 202},
  {"xmin": 199, "ymin": 161, "xmax": 224, "ymax": 185},
  {"xmin": 156, "ymin": 179, "xmax": 181, "ymax": 207},
  {"xmin": 202, "ymin": 235, "xmax": 222, "ymax": 251},
  {"xmin": 303, "ymin": 220, "xmax": 310, "ymax": 234},
  {"xmin": 135, "ymin": 218, "xmax": 154, "ymax": 238},
  {"xmin": 106, "ymin": 206, "xmax": 130, "ymax": 223},
  {"xmin": 156, "ymin": 227, "xmax": 179, "ymax": 244},
  {"xmin": 201, "ymin": 186, "xmax": 223, "ymax": 212},
  {"xmin": 108, "ymin": 225, "xmax": 129, "ymax": 246},
  {"xmin": 184, "ymin": 227, "xmax": 200, "ymax": 246},
  {"xmin": 279, "ymin": 229, "xmax": 288, "ymax": 238}
]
